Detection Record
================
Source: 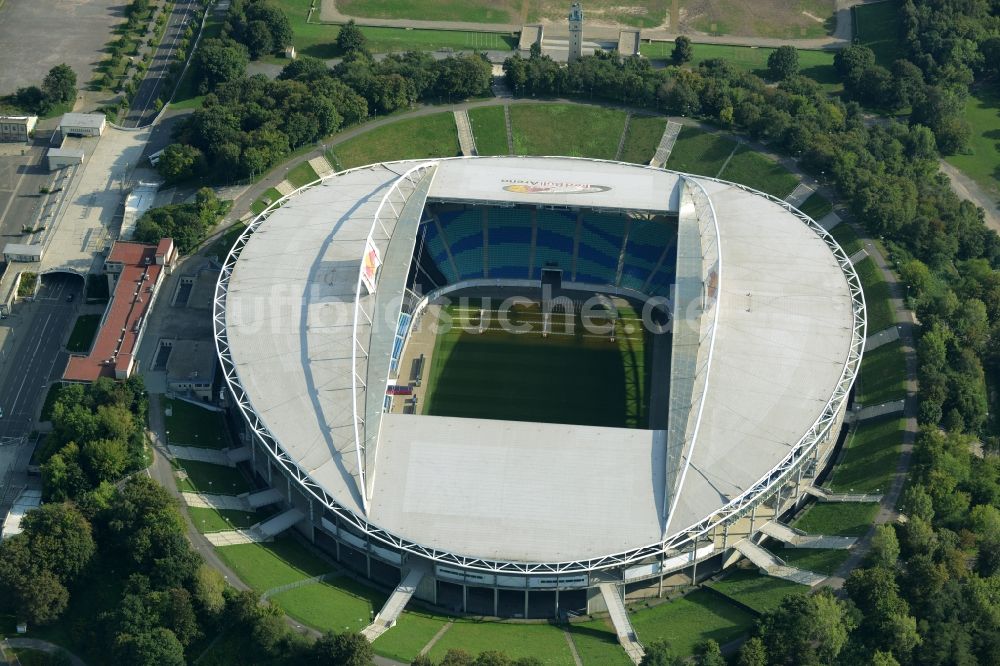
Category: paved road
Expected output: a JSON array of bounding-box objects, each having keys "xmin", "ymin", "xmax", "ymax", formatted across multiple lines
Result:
[
  {"xmin": 0, "ymin": 274, "xmax": 80, "ymax": 441},
  {"xmin": 0, "ymin": 142, "xmax": 52, "ymax": 239},
  {"xmin": 121, "ymin": 0, "xmax": 197, "ymax": 128}
]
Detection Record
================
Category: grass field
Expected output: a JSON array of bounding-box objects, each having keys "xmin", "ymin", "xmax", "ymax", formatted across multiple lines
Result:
[
  {"xmin": 708, "ymin": 569, "xmax": 807, "ymax": 613},
  {"xmin": 854, "ymin": 0, "xmax": 905, "ymax": 66},
  {"xmin": 338, "ymin": 0, "xmax": 512, "ymax": 23},
  {"xmin": 329, "ymin": 112, "xmax": 460, "ymax": 170},
  {"xmin": 828, "ymin": 417, "xmax": 905, "ymax": 493},
  {"xmin": 640, "ymin": 42, "xmax": 839, "ymax": 89},
  {"xmin": 66, "ymin": 314, "xmax": 101, "ymax": 353},
  {"xmin": 372, "ymin": 610, "xmax": 451, "ymax": 662},
  {"xmin": 285, "ymin": 160, "xmax": 320, "ymax": 188},
  {"xmin": 568, "ymin": 619, "xmax": 633, "ymax": 666},
  {"xmin": 510, "ymin": 104, "xmax": 627, "ymax": 159},
  {"xmin": 164, "ymin": 398, "xmax": 230, "ymax": 449},
  {"xmin": 188, "ymin": 506, "xmax": 260, "ymax": 532},
  {"xmin": 271, "ymin": 577, "xmax": 385, "ymax": 634},
  {"xmin": 619, "ymin": 115, "xmax": 668, "ymax": 165},
  {"xmin": 945, "ymin": 86, "xmax": 1000, "ymax": 201},
  {"xmin": 828, "ymin": 221, "xmax": 862, "ymax": 255},
  {"xmin": 856, "ymin": 340, "xmax": 907, "ymax": 406},
  {"xmin": 423, "ymin": 301, "xmax": 652, "ymax": 428},
  {"xmin": 793, "ymin": 502, "xmax": 880, "ymax": 536},
  {"xmin": 799, "ymin": 192, "xmax": 833, "ymax": 221},
  {"xmin": 427, "ymin": 620, "xmax": 575, "ymax": 665},
  {"xmin": 665, "ymin": 127, "xmax": 735, "ymax": 176},
  {"xmin": 216, "ymin": 538, "xmax": 333, "ymax": 591},
  {"xmin": 854, "ymin": 257, "xmax": 895, "ymax": 333},
  {"xmin": 768, "ymin": 546, "xmax": 851, "ymax": 575},
  {"xmin": 718, "ymin": 145, "xmax": 799, "ymax": 198},
  {"xmin": 684, "ymin": 0, "xmax": 834, "ymax": 39},
  {"xmin": 175, "ymin": 459, "xmax": 252, "ymax": 495},
  {"xmin": 631, "ymin": 589, "xmax": 755, "ymax": 655},
  {"xmin": 468, "ymin": 106, "xmax": 509, "ymax": 156}
]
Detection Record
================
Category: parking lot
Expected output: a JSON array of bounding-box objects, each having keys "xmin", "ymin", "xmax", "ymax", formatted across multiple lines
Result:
[{"xmin": 0, "ymin": 0, "xmax": 122, "ymax": 94}]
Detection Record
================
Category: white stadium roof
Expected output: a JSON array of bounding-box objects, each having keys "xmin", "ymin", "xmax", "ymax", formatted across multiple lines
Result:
[{"xmin": 216, "ymin": 156, "xmax": 863, "ymax": 569}]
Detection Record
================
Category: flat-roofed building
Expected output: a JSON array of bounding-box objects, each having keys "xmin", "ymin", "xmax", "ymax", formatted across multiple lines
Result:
[
  {"xmin": 58, "ymin": 112, "xmax": 106, "ymax": 137},
  {"xmin": 0, "ymin": 115, "xmax": 36, "ymax": 142},
  {"xmin": 47, "ymin": 147, "xmax": 85, "ymax": 171},
  {"xmin": 166, "ymin": 339, "xmax": 217, "ymax": 400},
  {"xmin": 2, "ymin": 243, "xmax": 43, "ymax": 263}
]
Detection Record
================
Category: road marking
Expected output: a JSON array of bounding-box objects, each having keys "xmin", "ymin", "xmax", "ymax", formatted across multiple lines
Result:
[{"xmin": 8, "ymin": 312, "xmax": 52, "ymax": 417}]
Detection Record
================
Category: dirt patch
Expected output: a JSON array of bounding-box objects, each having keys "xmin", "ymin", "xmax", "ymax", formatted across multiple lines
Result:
[{"xmin": 680, "ymin": 0, "xmax": 835, "ymax": 38}]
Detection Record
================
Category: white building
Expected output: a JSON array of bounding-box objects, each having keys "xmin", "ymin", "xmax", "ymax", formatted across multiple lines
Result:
[
  {"xmin": 2, "ymin": 242, "xmax": 43, "ymax": 263},
  {"xmin": 58, "ymin": 112, "xmax": 106, "ymax": 137},
  {"xmin": 0, "ymin": 115, "xmax": 37, "ymax": 142}
]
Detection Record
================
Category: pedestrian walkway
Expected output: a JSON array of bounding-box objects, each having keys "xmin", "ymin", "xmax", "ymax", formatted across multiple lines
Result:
[
  {"xmin": 598, "ymin": 583, "xmax": 645, "ymax": 665},
  {"xmin": 252, "ymin": 507, "xmax": 305, "ymax": 540},
  {"xmin": 785, "ymin": 182, "xmax": 814, "ymax": 208},
  {"xmin": 734, "ymin": 539, "xmax": 826, "ymax": 586},
  {"xmin": 274, "ymin": 180, "xmax": 294, "ymax": 196},
  {"xmin": 205, "ymin": 529, "xmax": 258, "ymax": 546},
  {"xmin": 854, "ymin": 399, "xmax": 906, "ymax": 421},
  {"xmin": 805, "ymin": 486, "xmax": 884, "ymax": 503},
  {"xmin": 614, "ymin": 112, "xmax": 632, "ymax": 161},
  {"xmin": 848, "ymin": 248, "xmax": 869, "ymax": 265},
  {"xmin": 362, "ymin": 567, "xmax": 425, "ymax": 641},
  {"xmin": 454, "ymin": 109, "xmax": 477, "ymax": 156},
  {"xmin": 649, "ymin": 120, "xmax": 681, "ymax": 168},
  {"xmin": 818, "ymin": 211, "xmax": 842, "ymax": 231},
  {"xmin": 182, "ymin": 491, "xmax": 250, "ymax": 510},
  {"xmin": 504, "ymin": 105, "xmax": 514, "ymax": 155},
  {"xmin": 170, "ymin": 445, "xmax": 232, "ymax": 466},
  {"xmin": 866, "ymin": 325, "xmax": 900, "ymax": 351},
  {"xmin": 759, "ymin": 520, "xmax": 856, "ymax": 550}
]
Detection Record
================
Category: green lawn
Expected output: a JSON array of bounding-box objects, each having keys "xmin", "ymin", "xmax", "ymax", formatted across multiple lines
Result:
[
  {"xmin": 250, "ymin": 187, "xmax": 284, "ymax": 215},
  {"xmin": 330, "ymin": 112, "xmax": 460, "ymax": 170},
  {"xmin": 165, "ymin": 398, "xmax": 230, "ymax": 449},
  {"xmin": 568, "ymin": 618, "xmax": 633, "ymax": 666},
  {"xmin": 619, "ymin": 115, "xmax": 668, "ymax": 165},
  {"xmin": 270, "ymin": 0, "xmax": 515, "ymax": 58},
  {"xmin": 768, "ymin": 546, "xmax": 852, "ymax": 576},
  {"xmin": 793, "ymin": 502, "xmax": 880, "ymax": 537},
  {"xmin": 216, "ymin": 538, "xmax": 333, "ymax": 591},
  {"xmin": 427, "ymin": 621, "xmax": 575, "ymax": 665},
  {"xmin": 640, "ymin": 42, "xmax": 839, "ymax": 89},
  {"xmin": 284, "ymin": 160, "xmax": 320, "ymax": 188},
  {"xmin": 66, "ymin": 314, "xmax": 101, "ymax": 353},
  {"xmin": 423, "ymin": 302, "xmax": 652, "ymax": 428},
  {"xmin": 854, "ymin": 0, "xmax": 904, "ymax": 66},
  {"xmin": 828, "ymin": 417, "xmax": 905, "ymax": 493},
  {"xmin": 630, "ymin": 589, "xmax": 755, "ymax": 656},
  {"xmin": 828, "ymin": 220, "xmax": 863, "ymax": 255},
  {"xmin": 188, "ymin": 506, "xmax": 260, "ymax": 532},
  {"xmin": 271, "ymin": 576, "xmax": 385, "ymax": 634},
  {"xmin": 468, "ymin": 105, "xmax": 509, "ymax": 156},
  {"xmin": 718, "ymin": 145, "xmax": 799, "ymax": 198},
  {"xmin": 372, "ymin": 610, "xmax": 451, "ymax": 662},
  {"xmin": 204, "ymin": 222, "xmax": 248, "ymax": 263},
  {"xmin": 174, "ymin": 459, "xmax": 252, "ymax": 495},
  {"xmin": 945, "ymin": 86, "xmax": 1000, "ymax": 202},
  {"xmin": 856, "ymin": 340, "xmax": 907, "ymax": 406},
  {"xmin": 708, "ymin": 569, "xmax": 808, "ymax": 613},
  {"xmin": 337, "ymin": 0, "xmax": 512, "ymax": 23},
  {"xmin": 854, "ymin": 256, "xmax": 896, "ymax": 333},
  {"xmin": 510, "ymin": 104, "xmax": 627, "ymax": 159},
  {"xmin": 799, "ymin": 192, "xmax": 833, "ymax": 221},
  {"xmin": 665, "ymin": 127, "xmax": 736, "ymax": 177}
]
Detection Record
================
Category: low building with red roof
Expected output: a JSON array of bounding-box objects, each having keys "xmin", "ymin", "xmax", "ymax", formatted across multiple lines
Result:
[{"xmin": 63, "ymin": 239, "xmax": 176, "ymax": 382}]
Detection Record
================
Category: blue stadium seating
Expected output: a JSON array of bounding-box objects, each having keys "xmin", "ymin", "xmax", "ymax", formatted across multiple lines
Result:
[
  {"xmin": 419, "ymin": 220, "xmax": 458, "ymax": 283},
  {"xmin": 532, "ymin": 211, "xmax": 576, "ymax": 277},
  {"xmin": 621, "ymin": 218, "xmax": 676, "ymax": 296}
]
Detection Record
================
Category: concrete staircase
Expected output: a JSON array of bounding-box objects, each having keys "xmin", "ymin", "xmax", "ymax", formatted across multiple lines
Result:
[
  {"xmin": 245, "ymin": 487, "xmax": 283, "ymax": 508},
  {"xmin": 865, "ymin": 325, "xmax": 900, "ymax": 351},
  {"xmin": 785, "ymin": 182, "xmax": 815, "ymax": 208},
  {"xmin": 170, "ymin": 445, "xmax": 232, "ymax": 466},
  {"xmin": 251, "ymin": 508, "xmax": 305, "ymax": 540},
  {"xmin": 181, "ymin": 492, "xmax": 249, "ymax": 511},
  {"xmin": 759, "ymin": 520, "xmax": 856, "ymax": 550},
  {"xmin": 805, "ymin": 486, "xmax": 884, "ymax": 503},
  {"xmin": 226, "ymin": 446, "xmax": 251, "ymax": 463},
  {"xmin": 649, "ymin": 120, "xmax": 681, "ymax": 168},
  {"xmin": 598, "ymin": 583, "xmax": 645, "ymax": 665},
  {"xmin": 454, "ymin": 110, "xmax": 477, "ymax": 157},
  {"xmin": 734, "ymin": 539, "xmax": 826, "ymax": 587},
  {"xmin": 614, "ymin": 112, "xmax": 632, "ymax": 161},
  {"xmin": 361, "ymin": 567, "xmax": 425, "ymax": 641}
]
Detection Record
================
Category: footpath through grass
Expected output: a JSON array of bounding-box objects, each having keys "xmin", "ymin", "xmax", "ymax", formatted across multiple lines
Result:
[
  {"xmin": 718, "ymin": 145, "xmax": 799, "ymax": 198},
  {"xmin": 828, "ymin": 417, "xmax": 905, "ymax": 493},
  {"xmin": 468, "ymin": 105, "xmax": 509, "ymax": 156},
  {"xmin": 665, "ymin": 127, "xmax": 735, "ymax": 176},
  {"xmin": 66, "ymin": 314, "xmax": 101, "ymax": 353},
  {"xmin": 707, "ymin": 569, "xmax": 807, "ymax": 613},
  {"xmin": 631, "ymin": 589, "xmax": 755, "ymax": 656},
  {"xmin": 619, "ymin": 115, "xmax": 668, "ymax": 165},
  {"xmin": 427, "ymin": 620, "xmax": 575, "ymax": 665},
  {"xmin": 856, "ymin": 340, "xmax": 907, "ymax": 406},
  {"xmin": 794, "ymin": 502, "xmax": 880, "ymax": 536},
  {"xmin": 510, "ymin": 104, "xmax": 627, "ymax": 159},
  {"xmin": 329, "ymin": 112, "xmax": 460, "ymax": 170}
]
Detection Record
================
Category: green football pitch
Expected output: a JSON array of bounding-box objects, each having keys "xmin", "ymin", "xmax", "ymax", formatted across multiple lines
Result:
[{"xmin": 421, "ymin": 300, "xmax": 655, "ymax": 428}]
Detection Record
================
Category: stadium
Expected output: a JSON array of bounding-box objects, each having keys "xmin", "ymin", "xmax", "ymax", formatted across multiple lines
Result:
[{"xmin": 213, "ymin": 156, "xmax": 865, "ymax": 621}]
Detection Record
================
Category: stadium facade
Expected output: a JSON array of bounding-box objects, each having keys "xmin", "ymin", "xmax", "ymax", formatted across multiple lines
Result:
[{"xmin": 214, "ymin": 156, "xmax": 865, "ymax": 618}]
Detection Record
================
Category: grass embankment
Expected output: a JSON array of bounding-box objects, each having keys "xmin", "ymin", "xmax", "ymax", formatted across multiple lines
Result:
[
  {"xmin": 427, "ymin": 620, "xmax": 575, "ymax": 665},
  {"xmin": 854, "ymin": 256, "xmax": 896, "ymax": 333},
  {"xmin": 664, "ymin": 127, "xmax": 735, "ymax": 176},
  {"xmin": 468, "ymin": 105, "xmax": 509, "ymax": 156},
  {"xmin": 768, "ymin": 547, "xmax": 852, "ymax": 576},
  {"xmin": 510, "ymin": 104, "xmax": 628, "ymax": 159},
  {"xmin": 329, "ymin": 112, "xmax": 460, "ymax": 170},
  {"xmin": 799, "ymin": 192, "xmax": 833, "ymax": 221},
  {"xmin": 707, "ymin": 569, "xmax": 807, "ymax": 613},
  {"xmin": 174, "ymin": 459, "xmax": 252, "ymax": 494},
  {"xmin": 165, "ymin": 398, "xmax": 230, "ymax": 449},
  {"xmin": 828, "ymin": 417, "xmax": 905, "ymax": 493},
  {"xmin": 631, "ymin": 589, "xmax": 755, "ymax": 656},
  {"xmin": 854, "ymin": 0, "xmax": 905, "ymax": 66},
  {"xmin": 619, "ymin": 115, "xmax": 668, "ymax": 165},
  {"xmin": 718, "ymin": 145, "xmax": 799, "ymax": 198},
  {"xmin": 188, "ymin": 506, "xmax": 261, "ymax": 532},
  {"xmin": 793, "ymin": 502, "xmax": 880, "ymax": 536},
  {"xmin": 856, "ymin": 340, "xmax": 908, "ymax": 406}
]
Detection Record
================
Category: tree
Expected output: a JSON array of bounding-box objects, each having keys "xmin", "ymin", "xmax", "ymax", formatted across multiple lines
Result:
[
  {"xmin": 196, "ymin": 38, "xmax": 249, "ymax": 93},
  {"xmin": 156, "ymin": 143, "xmax": 205, "ymax": 183},
  {"xmin": 43, "ymin": 63, "xmax": 77, "ymax": 104},
  {"xmin": 439, "ymin": 650, "xmax": 474, "ymax": 666},
  {"xmin": 18, "ymin": 503, "xmax": 95, "ymax": 582},
  {"xmin": 737, "ymin": 636, "xmax": 767, "ymax": 666},
  {"xmin": 114, "ymin": 627, "xmax": 185, "ymax": 666},
  {"xmin": 193, "ymin": 564, "xmax": 227, "ymax": 615},
  {"xmin": 834, "ymin": 44, "xmax": 876, "ymax": 88},
  {"xmin": 694, "ymin": 639, "xmax": 725, "ymax": 666},
  {"xmin": 640, "ymin": 640, "xmax": 680, "ymax": 666},
  {"xmin": 767, "ymin": 46, "xmax": 798, "ymax": 80},
  {"xmin": 671, "ymin": 36, "xmax": 693, "ymax": 65},
  {"xmin": 337, "ymin": 20, "xmax": 367, "ymax": 55},
  {"xmin": 310, "ymin": 631, "xmax": 374, "ymax": 665},
  {"xmin": 869, "ymin": 524, "xmax": 901, "ymax": 568}
]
